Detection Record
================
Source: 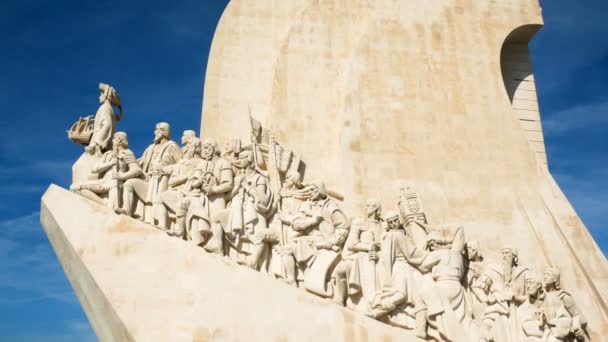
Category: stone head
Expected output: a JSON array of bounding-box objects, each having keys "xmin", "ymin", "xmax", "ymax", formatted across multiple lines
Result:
[
  {"xmin": 201, "ymin": 138, "xmax": 219, "ymax": 160},
  {"xmin": 185, "ymin": 138, "xmax": 202, "ymax": 159},
  {"xmin": 501, "ymin": 246, "xmax": 518, "ymax": 266},
  {"xmin": 543, "ymin": 267, "xmax": 561, "ymax": 289},
  {"xmin": 525, "ymin": 276, "xmax": 542, "ymax": 297},
  {"xmin": 385, "ymin": 211, "xmax": 401, "ymax": 230},
  {"xmin": 307, "ymin": 181, "xmax": 327, "ymax": 201},
  {"xmin": 284, "ymin": 170, "xmax": 301, "ymax": 188},
  {"xmin": 237, "ymin": 150, "xmax": 254, "ymax": 169},
  {"xmin": 466, "ymin": 240, "xmax": 480, "ymax": 260},
  {"xmin": 154, "ymin": 122, "xmax": 171, "ymax": 143},
  {"xmin": 98, "ymin": 83, "xmax": 121, "ymax": 107},
  {"xmin": 181, "ymin": 130, "xmax": 196, "ymax": 146},
  {"xmin": 365, "ymin": 198, "xmax": 381, "ymax": 218},
  {"xmin": 112, "ymin": 132, "xmax": 128, "ymax": 149}
]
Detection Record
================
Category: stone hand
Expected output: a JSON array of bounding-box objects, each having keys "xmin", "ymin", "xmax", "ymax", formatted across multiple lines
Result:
[
  {"xmin": 315, "ymin": 241, "xmax": 332, "ymax": 250},
  {"xmin": 368, "ymin": 249, "xmax": 379, "ymax": 262}
]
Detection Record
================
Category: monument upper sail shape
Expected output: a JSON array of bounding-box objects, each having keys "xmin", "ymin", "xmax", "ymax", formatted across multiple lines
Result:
[{"xmin": 201, "ymin": 0, "xmax": 608, "ymax": 337}]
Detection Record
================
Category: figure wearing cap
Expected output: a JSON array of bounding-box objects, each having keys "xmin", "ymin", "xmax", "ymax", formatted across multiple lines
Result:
[
  {"xmin": 486, "ymin": 246, "xmax": 530, "ymax": 305},
  {"xmin": 86, "ymin": 83, "xmax": 123, "ymax": 155}
]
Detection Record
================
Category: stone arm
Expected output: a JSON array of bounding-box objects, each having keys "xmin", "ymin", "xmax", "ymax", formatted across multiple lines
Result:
[
  {"xmin": 168, "ymin": 169, "xmax": 189, "ymax": 188},
  {"xmin": 209, "ymin": 167, "xmax": 234, "ymax": 195},
  {"xmin": 400, "ymin": 237, "xmax": 442, "ymax": 274},
  {"xmin": 230, "ymin": 175, "xmax": 243, "ymax": 199},
  {"xmin": 92, "ymin": 156, "xmax": 115, "ymax": 174},
  {"xmin": 522, "ymin": 315, "xmax": 546, "ymax": 338},
  {"xmin": 120, "ymin": 161, "xmax": 143, "ymax": 181},
  {"xmin": 450, "ymin": 226, "xmax": 465, "ymax": 253},
  {"xmin": 347, "ymin": 221, "xmax": 368, "ymax": 252},
  {"xmin": 162, "ymin": 145, "xmax": 182, "ymax": 175},
  {"xmin": 561, "ymin": 293, "xmax": 587, "ymax": 335},
  {"xmin": 292, "ymin": 214, "xmax": 321, "ymax": 232},
  {"xmin": 328, "ymin": 210, "xmax": 349, "ymax": 248}
]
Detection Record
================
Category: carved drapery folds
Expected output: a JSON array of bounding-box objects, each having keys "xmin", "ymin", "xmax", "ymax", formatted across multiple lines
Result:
[{"xmin": 67, "ymin": 88, "xmax": 590, "ymax": 341}]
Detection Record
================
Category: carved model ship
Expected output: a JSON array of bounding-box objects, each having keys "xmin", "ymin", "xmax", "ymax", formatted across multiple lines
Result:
[{"xmin": 67, "ymin": 116, "xmax": 94, "ymax": 146}]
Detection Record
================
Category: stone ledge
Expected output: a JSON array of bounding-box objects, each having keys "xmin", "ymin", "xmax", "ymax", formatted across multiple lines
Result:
[{"xmin": 40, "ymin": 184, "xmax": 414, "ymax": 341}]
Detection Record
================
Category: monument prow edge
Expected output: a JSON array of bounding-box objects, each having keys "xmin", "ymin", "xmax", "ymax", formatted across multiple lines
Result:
[{"xmin": 40, "ymin": 184, "xmax": 414, "ymax": 342}]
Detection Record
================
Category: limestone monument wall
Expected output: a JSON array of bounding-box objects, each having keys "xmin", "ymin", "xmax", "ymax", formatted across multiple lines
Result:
[
  {"xmin": 201, "ymin": 0, "xmax": 608, "ymax": 338},
  {"xmin": 43, "ymin": 1, "xmax": 608, "ymax": 341}
]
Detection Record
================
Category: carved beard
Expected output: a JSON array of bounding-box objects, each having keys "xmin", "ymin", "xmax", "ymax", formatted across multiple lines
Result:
[{"xmin": 501, "ymin": 259, "xmax": 514, "ymax": 283}]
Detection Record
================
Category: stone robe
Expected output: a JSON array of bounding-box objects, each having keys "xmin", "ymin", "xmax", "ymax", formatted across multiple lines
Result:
[{"xmin": 90, "ymin": 101, "xmax": 116, "ymax": 152}]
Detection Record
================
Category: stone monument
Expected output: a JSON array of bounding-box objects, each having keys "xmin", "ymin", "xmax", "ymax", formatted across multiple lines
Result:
[{"xmin": 41, "ymin": 1, "xmax": 607, "ymax": 341}]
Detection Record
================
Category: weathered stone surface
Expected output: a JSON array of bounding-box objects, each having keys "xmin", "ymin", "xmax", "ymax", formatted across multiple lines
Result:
[
  {"xmin": 201, "ymin": 0, "xmax": 608, "ymax": 339},
  {"xmin": 41, "ymin": 185, "xmax": 415, "ymax": 341}
]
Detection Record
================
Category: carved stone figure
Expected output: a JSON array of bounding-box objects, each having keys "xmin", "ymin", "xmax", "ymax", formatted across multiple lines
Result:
[
  {"xmin": 519, "ymin": 275, "xmax": 573, "ymax": 342},
  {"xmin": 274, "ymin": 170, "xmax": 310, "ymax": 285},
  {"xmin": 344, "ymin": 198, "xmax": 384, "ymax": 312},
  {"xmin": 464, "ymin": 240, "xmax": 485, "ymax": 291},
  {"xmin": 220, "ymin": 150, "xmax": 274, "ymax": 270},
  {"xmin": 543, "ymin": 267, "xmax": 588, "ymax": 341},
  {"xmin": 471, "ymin": 274, "xmax": 510, "ymax": 342},
  {"xmin": 159, "ymin": 138, "xmax": 204, "ymax": 235},
  {"xmin": 85, "ymin": 83, "xmax": 123, "ymax": 155},
  {"xmin": 366, "ymin": 211, "xmax": 418, "ymax": 330},
  {"xmin": 71, "ymin": 132, "xmax": 142, "ymax": 211},
  {"xmin": 192, "ymin": 138, "xmax": 234, "ymax": 253},
  {"xmin": 180, "ymin": 130, "xmax": 197, "ymax": 154},
  {"xmin": 123, "ymin": 122, "xmax": 182, "ymax": 224},
  {"xmin": 403, "ymin": 222, "xmax": 473, "ymax": 341},
  {"xmin": 291, "ymin": 181, "xmax": 350, "ymax": 304},
  {"xmin": 486, "ymin": 246, "xmax": 530, "ymax": 340}
]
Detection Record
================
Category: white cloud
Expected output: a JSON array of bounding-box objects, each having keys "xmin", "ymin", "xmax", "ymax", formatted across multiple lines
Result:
[{"xmin": 543, "ymin": 101, "xmax": 608, "ymax": 136}]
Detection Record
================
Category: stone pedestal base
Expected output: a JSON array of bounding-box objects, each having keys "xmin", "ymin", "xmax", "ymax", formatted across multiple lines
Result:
[{"xmin": 40, "ymin": 185, "xmax": 414, "ymax": 341}]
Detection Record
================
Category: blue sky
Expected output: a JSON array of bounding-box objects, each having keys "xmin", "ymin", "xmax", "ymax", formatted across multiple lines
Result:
[{"xmin": 0, "ymin": 0, "xmax": 606, "ymax": 340}]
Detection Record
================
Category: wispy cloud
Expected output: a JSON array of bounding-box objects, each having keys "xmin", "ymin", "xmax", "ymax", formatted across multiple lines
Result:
[
  {"xmin": 0, "ymin": 212, "xmax": 78, "ymax": 304},
  {"xmin": 543, "ymin": 101, "xmax": 608, "ymax": 136}
]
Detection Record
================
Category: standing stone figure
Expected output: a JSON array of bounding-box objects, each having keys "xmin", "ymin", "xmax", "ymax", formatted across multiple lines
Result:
[
  {"xmin": 123, "ymin": 122, "xmax": 182, "ymax": 224},
  {"xmin": 465, "ymin": 240, "xmax": 485, "ymax": 291},
  {"xmin": 366, "ymin": 211, "xmax": 418, "ymax": 330},
  {"xmin": 194, "ymin": 138, "xmax": 234, "ymax": 254},
  {"xmin": 71, "ymin": 132, "xmax": 142, "ymax": 210},
  {"xmin": 221, "ymin": 150, "xmax": 274, "ymax": 270},
  {"xmin": 159, "ymin": 138, "xmax": 204, "ymax": 235},
  {"xmin": 487, "ymin": 246, "xmax": 530, "ymax": 341},
  {"xmin": 543, "ymin": 267, "xmax": 588, "ymax": 341},
  {"xmin": 403, "ymin": 222, "xmax": 472, "ymax": 341},
  {"xmin": 85, "ymin": 83, "xmax": 123, "ymax": 155},
  {"xmin": 292, "ymin": 181, "xmax": 350, "ymax": 304},
  {"xmin": 471, "ymin": 274, "xmax": 510, "ymax": 342},
  {"xmin": 345, "ymin": 198, "xmax": 385, "ymax": 312},
  {"xmin": 275, "ymin": 170, "xmax": 310, "ymax": 285}
]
